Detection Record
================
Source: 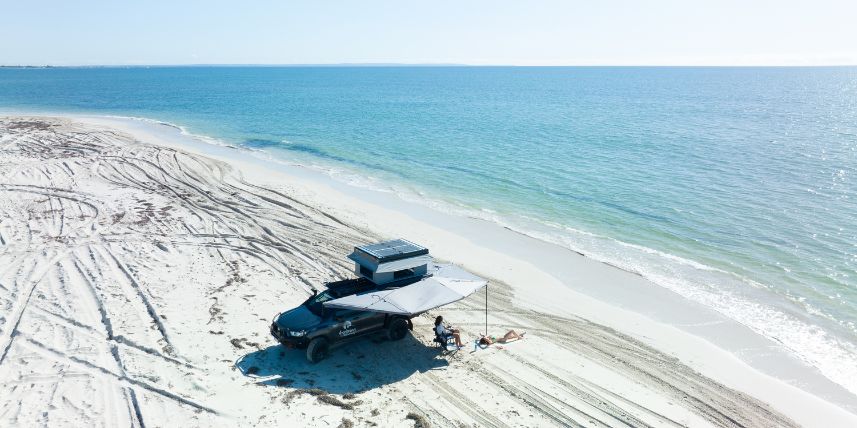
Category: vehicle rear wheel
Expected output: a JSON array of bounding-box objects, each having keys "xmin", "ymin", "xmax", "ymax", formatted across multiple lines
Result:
[
  {"xmin": 307, "ymin": 338, "xmax": 329, "ymax": 363},
  {"xmin": 387, "ymin": 318, "xmax": 409, "ymax": 341}
]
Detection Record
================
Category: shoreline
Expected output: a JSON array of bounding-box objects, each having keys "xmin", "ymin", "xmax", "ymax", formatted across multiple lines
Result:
[
  {"xmin": 5, "ymin": 108, "xmax": 857, "ymax": 398},
  {"xmin": 75, "ymin": 115, "xmax": 857, "ymax": 418},
  {"xmin": 60, "ymin": 112, "xmax": 857, "ymax": 400},
  {"xmin": 1, "ymin": 114, "xmax": 855, "ymax": 426}
]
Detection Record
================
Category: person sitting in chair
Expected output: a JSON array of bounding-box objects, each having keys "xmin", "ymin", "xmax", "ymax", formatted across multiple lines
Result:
[
  {"xmin": 478, "ymin": 330, "xmax": 526, "ymax": 347},
  {"xmin": 434, "ymin": 316, "xmax": 464, "ymax": 348}
]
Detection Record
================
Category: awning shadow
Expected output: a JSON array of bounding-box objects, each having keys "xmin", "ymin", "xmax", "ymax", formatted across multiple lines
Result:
[{"xmin": 235, "ymin": 333, "xmax": 449, "ymax": 394}]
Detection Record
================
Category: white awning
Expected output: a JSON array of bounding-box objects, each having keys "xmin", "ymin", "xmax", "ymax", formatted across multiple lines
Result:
[{"xmin": 323, "ymin": 263, "xmax": 487, "ymax": 315}]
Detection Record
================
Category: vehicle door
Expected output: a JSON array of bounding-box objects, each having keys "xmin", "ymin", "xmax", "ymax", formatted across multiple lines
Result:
[
  {"xmin": 359, "ymin": 310, "xmax": 386, "ymax": 332},
  {"xmin": 332, "ymin": 309, "xmax": 374, "ymax": 339}
]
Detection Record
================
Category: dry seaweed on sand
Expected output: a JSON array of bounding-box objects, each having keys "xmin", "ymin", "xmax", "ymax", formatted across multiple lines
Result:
[
  {"xmin": 281, "ymin": 388, "xmax": 356, "ymax": 410},
  {"xmin": 406, "ymin": 412, "xmax": 430, "ymax": 428},
  {"xmin": 282, "ymin": 388, "xmax": 327, "ymax": 404},
  {"xmin": 317, "ymin": 395, "xmax": 354, "ymax": 410}
]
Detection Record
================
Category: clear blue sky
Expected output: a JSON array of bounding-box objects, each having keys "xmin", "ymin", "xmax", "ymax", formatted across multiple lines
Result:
[{"xmin": 2, "ymin": 0, "xmax": 856, "ymax": 66}]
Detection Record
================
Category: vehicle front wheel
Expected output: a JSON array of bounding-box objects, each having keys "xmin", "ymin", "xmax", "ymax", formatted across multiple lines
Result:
[
  {"xmin": 387, "ymin": 318, "xmax": 409, "ymax": 341},
  {"xmin": 306, "ymin": 338, "xmax": 329, "ymax": 363}
]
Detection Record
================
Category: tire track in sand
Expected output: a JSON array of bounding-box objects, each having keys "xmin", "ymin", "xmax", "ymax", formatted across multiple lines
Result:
[{"xmin": 18, "ymin": 335, "xmax": 219, "ymax": 415}]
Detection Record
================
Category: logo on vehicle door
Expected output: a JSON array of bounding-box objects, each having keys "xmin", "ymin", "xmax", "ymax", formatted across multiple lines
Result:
[{"xmin": 339, "ymin": 320, "xmax": 356, "ymax": 337}]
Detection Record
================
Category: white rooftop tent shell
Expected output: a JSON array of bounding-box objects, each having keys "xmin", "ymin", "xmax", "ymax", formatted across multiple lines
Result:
[
  {"xmin": 367, "ymin": 255, "xmax": 432, "ymax": 274},
  {"xmin": 348, "ymin": 239, "xmax": 431, "ymax": 284}
]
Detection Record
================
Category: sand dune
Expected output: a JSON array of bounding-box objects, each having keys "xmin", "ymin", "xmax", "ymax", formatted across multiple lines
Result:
[{"xmin": 0, "ymin": 116, "xmax": 817, "ymax": 426}]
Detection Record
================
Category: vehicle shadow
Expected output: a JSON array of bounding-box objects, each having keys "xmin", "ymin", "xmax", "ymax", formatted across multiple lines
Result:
[{"xmin": 235, "ymin": 333, "xmax": 450, "ymax": 394}]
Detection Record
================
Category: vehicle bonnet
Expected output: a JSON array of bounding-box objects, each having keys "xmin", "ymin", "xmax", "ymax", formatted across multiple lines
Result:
[{"xmin": 274, "ymin": 305, "xmax": 321, "ymax": 331}]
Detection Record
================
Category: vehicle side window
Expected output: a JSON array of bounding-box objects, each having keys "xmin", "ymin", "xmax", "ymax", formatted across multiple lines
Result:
[
  {"xmin": 359, "ymin": 265, "xmax": 373, "ymax": 277},
  {"xmin": 393, "ymin": 268, "xmax": 414, "ymax": 279}
]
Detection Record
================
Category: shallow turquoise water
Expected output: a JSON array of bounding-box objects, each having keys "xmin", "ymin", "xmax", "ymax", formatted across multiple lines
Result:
[{"xmin": 2, "ymin": 66, "xmax": 856, "ymax": 391}]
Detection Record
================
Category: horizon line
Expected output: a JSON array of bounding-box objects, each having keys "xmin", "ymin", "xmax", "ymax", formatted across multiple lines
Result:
[{"xmin": 3, "ymin": 63, "xmax": 857, "ymax": 68}]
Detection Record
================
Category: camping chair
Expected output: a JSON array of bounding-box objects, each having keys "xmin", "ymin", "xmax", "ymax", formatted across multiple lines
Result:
[{"xmin": 433, "ymin": 329, "xmax": 457, "ymax": 351}]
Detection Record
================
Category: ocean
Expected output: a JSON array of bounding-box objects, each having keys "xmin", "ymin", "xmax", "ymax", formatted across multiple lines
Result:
[{"xmin": 2, "ymin": 66, "xmax": 856, "ymax": 392}]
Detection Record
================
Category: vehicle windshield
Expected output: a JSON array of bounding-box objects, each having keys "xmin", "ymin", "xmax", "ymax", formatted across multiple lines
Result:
[{"xmin": 304, "ymin": 290, "xmax": 334, "ymax": 316}]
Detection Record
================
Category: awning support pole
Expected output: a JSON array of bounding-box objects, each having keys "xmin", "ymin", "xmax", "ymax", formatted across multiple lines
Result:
[{"xmin": 485, "ymin": 282, "xmax": 488, "ymax": 336}]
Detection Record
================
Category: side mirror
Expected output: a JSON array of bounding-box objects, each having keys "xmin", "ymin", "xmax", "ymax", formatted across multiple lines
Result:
[{"xmin": 312, "ymin": 289, "xmax": 318, "ymax": 296}]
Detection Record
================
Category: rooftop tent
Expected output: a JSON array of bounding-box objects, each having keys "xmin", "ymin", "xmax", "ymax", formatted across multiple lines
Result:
[
  {"xmin": 349, "ymin": 239, "xmax": 431, "ymax": 284},
  {"xmin": 323, "ymin": 263, "xmax": 487, "ymax": 316},
  {"xmin": 348, "ymin": 239, "xmax": 429, "ymax": 270}
]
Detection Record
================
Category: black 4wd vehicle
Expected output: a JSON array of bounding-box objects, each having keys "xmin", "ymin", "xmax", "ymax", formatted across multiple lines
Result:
[
  {"xmin": 271, "ymin": 239, "xmax": 432, "ymax": 362},
  {"xmin": 270, "ymin": 239, "xmax": 486, "ymax": 362},
  {"xmin": 271, "ymin": 277, "xmax": 418, "ymax": 363}
]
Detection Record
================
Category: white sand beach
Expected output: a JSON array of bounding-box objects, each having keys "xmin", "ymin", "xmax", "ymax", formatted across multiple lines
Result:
[{"xmin": 1, "ymin": 115, "xmax": 856, "ymax": 427}]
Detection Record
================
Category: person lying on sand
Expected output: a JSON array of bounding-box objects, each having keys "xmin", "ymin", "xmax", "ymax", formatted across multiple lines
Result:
[
  {"xmin": 435, "ymin": 316, "xmax": 464, "ymax": 348},
  {"xmin": 478, "ymin": 330, "xmax": 526, "ymax": 347}
]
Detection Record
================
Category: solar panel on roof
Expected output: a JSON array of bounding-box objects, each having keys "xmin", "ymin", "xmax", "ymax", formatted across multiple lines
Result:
[{"xmin": 354, "ymin": 239, "xmax": 428, "ymax": 263}]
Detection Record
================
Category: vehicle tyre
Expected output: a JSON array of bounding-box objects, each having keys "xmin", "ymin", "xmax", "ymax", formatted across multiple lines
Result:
[
  {"xmin": 307, "ymin": 337, "xmax": 329, "ymax": 363},
  {"xmin": 387, "ymin": 318, "xmax": 409, "ymax": 341}
]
